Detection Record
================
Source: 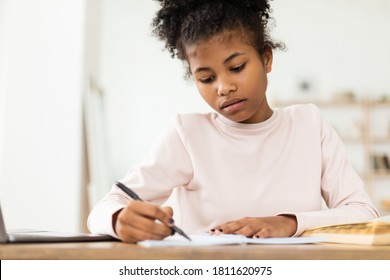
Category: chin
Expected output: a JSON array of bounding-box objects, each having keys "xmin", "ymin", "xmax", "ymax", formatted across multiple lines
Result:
[{"xmin": 224, "ymin": 113, "xmax": 251, "ymax": 124}]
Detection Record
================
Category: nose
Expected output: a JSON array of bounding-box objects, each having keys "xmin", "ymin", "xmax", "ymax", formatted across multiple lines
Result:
[{"xmin": 217, "ymin": 78, "xmax": 237, "ymax": 96}]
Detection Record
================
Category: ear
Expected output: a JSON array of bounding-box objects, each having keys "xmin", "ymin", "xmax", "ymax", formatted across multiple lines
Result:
[{"xmin": 262, "ymin": 48, "xmax": 273, "ymax": 73}]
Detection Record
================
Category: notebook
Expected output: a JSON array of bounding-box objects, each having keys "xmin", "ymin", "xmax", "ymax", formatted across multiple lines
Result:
[
  {"xmin": 138, "ymin": 233, "xmax": 326, "ymax": 247},
  {"xmin": 301, "ymin": 215, "xmax": 390, "ymax": 245},
  {"xmin": 0, "ymin": 204, "xmax": 116, "ymax": 243}
]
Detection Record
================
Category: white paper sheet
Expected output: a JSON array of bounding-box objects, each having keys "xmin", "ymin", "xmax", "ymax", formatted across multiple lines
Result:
[{"xmin": 138, "ymin": 233, "xmax": 325, "ymax": 247}]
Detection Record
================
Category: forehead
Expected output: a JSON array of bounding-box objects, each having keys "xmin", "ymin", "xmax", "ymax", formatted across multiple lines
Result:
[{"xmin": 186, "ymin": 31, "xmax": 253, "ymax": 61}]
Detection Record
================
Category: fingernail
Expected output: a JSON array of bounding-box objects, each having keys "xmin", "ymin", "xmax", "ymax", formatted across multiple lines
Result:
[{"xmin": 169, "ymin": 218, "xmax": 174, "ymax": 225}]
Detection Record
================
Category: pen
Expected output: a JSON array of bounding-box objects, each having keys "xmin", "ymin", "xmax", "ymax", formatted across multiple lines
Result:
[{"xmin": 114, "ymin": 181, "xmax": 191, "ymax": 241}]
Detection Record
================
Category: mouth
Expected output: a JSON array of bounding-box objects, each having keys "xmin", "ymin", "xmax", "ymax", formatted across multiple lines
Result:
[{"xmin": 220, "ymin": 98, "xmax": 246, "ymax": 113}]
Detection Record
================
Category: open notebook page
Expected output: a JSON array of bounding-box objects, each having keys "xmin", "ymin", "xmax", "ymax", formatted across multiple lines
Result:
[{"xmin": 138, "ymin": 233, "xmax": 325, "ymax": 247}]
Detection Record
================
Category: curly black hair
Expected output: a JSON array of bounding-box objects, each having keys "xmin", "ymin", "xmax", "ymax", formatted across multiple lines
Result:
[{"xmin": 152, "ymin": 0, "xmax": 284, "ymax": 62}]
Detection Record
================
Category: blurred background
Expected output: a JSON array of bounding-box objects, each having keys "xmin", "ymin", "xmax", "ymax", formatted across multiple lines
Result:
[{"xmin": 0, "ymin": 0, "xmax": 389, "ymax": 233}]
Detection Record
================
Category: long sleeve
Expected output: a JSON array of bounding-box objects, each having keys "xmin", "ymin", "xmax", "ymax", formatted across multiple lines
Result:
[
  {"xmin": 87, "ymin": 118, "xmax": 194, "ymax": 237},
  {"xmin": 288, "ymin": 105, "xmax": 379, "ymax": 235}
]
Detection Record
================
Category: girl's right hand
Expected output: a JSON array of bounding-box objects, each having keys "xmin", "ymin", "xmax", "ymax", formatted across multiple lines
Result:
[{"xmin": 113, "ymin": 200, "xmax": 174, "ymax": 243}]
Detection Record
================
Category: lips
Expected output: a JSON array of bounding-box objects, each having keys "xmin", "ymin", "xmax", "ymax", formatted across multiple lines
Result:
[{"xmin": 220, "ymin": 98, "xmax": 245, "ymax": 109}]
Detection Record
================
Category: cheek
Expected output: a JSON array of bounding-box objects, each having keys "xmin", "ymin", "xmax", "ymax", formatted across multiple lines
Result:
[
  {"xmin": 248, "ymin": 71, "xmax": 267, "ymax": 93},
  {"xmin": 197, "ymin": 86, "xmax": 217, "ymax": 107}
]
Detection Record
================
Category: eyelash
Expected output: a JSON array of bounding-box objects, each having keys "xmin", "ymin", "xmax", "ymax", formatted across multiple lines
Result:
[
  {"xmin": 200, "ymin": 76, "xmax": 215, "ymax": 84},
  {"xmin": 231, "ymin": 62, "xmax": 246, "ymax": 73},
  {"xmin": 198, "ymin": 62, "xmax": 246, "ymax": 84}
]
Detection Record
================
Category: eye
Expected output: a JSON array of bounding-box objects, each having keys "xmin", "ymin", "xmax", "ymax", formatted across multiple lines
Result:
[
  {"xmin": 231, "ymin": 62, "xmax": 246, "ymax": 73},
  {"xmin": 199, "ymin": 76, "xmax": 215, "ymax": 84}
]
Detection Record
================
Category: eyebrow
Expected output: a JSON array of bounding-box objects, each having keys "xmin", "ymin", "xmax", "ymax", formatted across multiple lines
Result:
[{"xmin": 194, "ymin": 52, "xmax": 245, "ymax": 73}]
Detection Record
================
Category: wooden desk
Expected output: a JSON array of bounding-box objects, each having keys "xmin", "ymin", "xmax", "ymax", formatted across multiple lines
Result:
[{"xmin": 1, "ymin": 241, "xmax": 390, "ymax": 260}]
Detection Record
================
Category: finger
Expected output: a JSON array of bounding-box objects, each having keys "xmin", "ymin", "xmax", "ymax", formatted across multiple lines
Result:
[
  {"xmin": 117, "ymin": 222, "xmax": 169, "ymax": 243},
  {"xmin": 162, "ymin": 206, "xmax": 174, "ymax": 224},
  {"xmin": 210, "ymin": 228, "xmax": 224, "ymax": 236},
  {"xmin": 253, "ymin": 228, "xmax": 272, "ymax": 239},
  {"xmin": 211, "ymin": 218, "xmax": 238, "ymax": 230},
  {"xmin": 115, "ymin": 202, "xmax": 173, "ymax": 242},
  {"xmin": 162, "ymin": 206, "xmax": 173, "ymax": 218},
  {"xmin": 120, "ymin": 209, "xmax": 173, "ymax": 235},
  {"xmin": 234, "ymin": 224, "xmax": 263, "ymax": 237},
  {"xmin": 215, "ymin": 219, "xmax": 249, "ymax": 235},
  {"xmin": 209, "ymin": 224, "xmax": 238, "ymax": 235},
  {"xmin": 130, "ymin": 201, "xmax": 173, "ymax": 226},
  {"xmin": 116, "ymin": 215, "xmax": 171, "ymax": 243}
]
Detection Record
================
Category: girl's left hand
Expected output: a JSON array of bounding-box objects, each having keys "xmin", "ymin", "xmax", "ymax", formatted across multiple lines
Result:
[{"xmin": 210, "ymin": 215, "xmax": 297, "ymax": 238}]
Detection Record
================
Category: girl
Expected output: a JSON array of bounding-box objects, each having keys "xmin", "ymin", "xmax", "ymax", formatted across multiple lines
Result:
[{"xmin": 88, "ymin": 0, "xmax": 379, "ymax": 243}]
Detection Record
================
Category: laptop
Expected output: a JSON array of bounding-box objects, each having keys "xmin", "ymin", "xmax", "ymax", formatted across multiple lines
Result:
[{"xmin": 0, "ymin": 205, "xmax": 116, "ymax": 243}]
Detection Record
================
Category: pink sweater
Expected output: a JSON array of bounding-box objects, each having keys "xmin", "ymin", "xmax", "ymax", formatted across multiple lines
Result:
[{"xmin": 88, "ymin": 104, "xmax": 379, "ymax": 238}]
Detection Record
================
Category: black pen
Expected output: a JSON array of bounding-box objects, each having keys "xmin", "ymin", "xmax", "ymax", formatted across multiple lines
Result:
[{"xmin": 114, "ymin": 181, "xmax": 191, "ymax": 241}]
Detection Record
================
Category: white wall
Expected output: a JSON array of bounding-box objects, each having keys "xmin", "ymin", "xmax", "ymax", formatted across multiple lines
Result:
[
  {"xmin": 269, "ymin": 0, "xmax": 390, "ymax": 102},
  {"xmin": 98, "ymin": 0, "xmax": 390, "ymax": 186},
  {"xmin": 0, "ymin": 0, "xmax": 7, "ymax": 198},
  {"xmin": 0, "ymin": 0, "xmax": 86, "ymax": 232}
]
